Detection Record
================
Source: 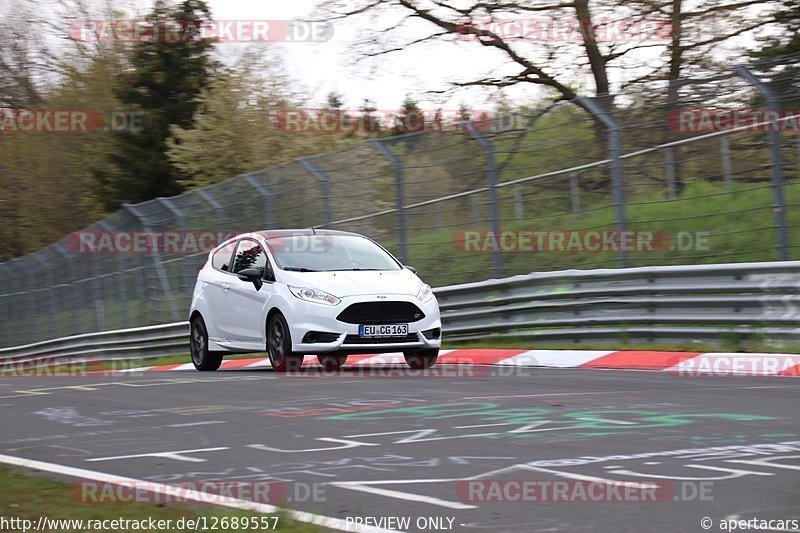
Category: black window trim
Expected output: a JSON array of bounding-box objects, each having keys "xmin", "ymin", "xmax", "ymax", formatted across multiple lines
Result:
[
  {"xmin": 212, "ymin": 238, "xmax": 239, "ymax": 273},
  {"xmin": 229, "ymin": 237, "xmax": 275, "ymax": 282}
]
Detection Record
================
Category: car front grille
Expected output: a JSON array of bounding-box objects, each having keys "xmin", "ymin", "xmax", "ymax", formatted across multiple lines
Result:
[
  {"xmin": 343, "ymin": 333, "xmax": 420, "ymax": 344},
  {"xmin": 337, "ymin": 301, "xmax": 425, "ymax": 324}
]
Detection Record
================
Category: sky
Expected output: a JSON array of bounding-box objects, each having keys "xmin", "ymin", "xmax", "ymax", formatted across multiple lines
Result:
[
  {"xmin": 203, "ymin": 0, "xmax": 534, "ymax": 111},
  {"xmin": 4, "ymin": 0, "xmax": 780, "ymax": 111}
]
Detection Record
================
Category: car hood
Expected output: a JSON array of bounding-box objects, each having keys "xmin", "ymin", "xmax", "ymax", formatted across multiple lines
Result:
[{"xmin": 278, "ymin": 269, "xmax": 423, "ymax": 298}]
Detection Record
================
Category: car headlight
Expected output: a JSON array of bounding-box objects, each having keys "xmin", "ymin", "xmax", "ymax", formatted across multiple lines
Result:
[
  {"xmin": 289, "ymin": 286, "xmax": 341, "ymax": 306},
  {"xmin": 417, "ymin": 283, "xmax": 433, "ymax": 303}
]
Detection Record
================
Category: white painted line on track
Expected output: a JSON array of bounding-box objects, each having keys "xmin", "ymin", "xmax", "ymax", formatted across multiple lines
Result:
[
  {"xmin": 0, "ymin": 452, "xmax": 400, "ymax": 533},
  {"xmin": 330, "ymin": 481, "xmax": 475, "ymax": 510},
  {"xmin": 166, "ymin": 421, "xmax": 227, "ymax": 428},
  {"xmin": 85, "ymin": 447, "xmax": 229, "ymax": 463}
]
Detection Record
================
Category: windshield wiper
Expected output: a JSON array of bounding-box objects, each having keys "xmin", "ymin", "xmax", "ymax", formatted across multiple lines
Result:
[{"xmin": 282, "ymin": 267, "xmax": 321, "ymax": 272}]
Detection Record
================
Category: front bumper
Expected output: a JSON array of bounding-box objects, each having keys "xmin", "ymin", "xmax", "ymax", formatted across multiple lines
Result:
[{"xmin": 285, "ymin": 294, "xmax": 442, "ymax": 354}]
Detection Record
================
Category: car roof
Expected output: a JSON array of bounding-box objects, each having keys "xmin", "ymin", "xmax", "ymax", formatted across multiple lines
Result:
[{"xmin": 254, "ymin": 229, "xmax": 362, "ymax": 240}]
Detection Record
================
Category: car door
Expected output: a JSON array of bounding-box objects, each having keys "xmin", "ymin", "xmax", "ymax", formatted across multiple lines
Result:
[
  {"xmin": 223, "ymin": 238, "xmax": 274, "ymax": 346},
  {"xmin": 203, "ymin": 239, "xmax": 239, "ymax": 344}
]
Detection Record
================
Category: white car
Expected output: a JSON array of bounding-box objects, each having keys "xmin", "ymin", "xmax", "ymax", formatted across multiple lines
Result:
[{"xmin": 189, "ymin": 229, "xmax": 441, "ymax": 372}]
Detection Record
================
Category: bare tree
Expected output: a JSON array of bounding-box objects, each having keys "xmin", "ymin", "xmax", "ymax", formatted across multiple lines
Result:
[{"xmin": 319, "ymin": 0, "xmax": 784, "ymax": 110}]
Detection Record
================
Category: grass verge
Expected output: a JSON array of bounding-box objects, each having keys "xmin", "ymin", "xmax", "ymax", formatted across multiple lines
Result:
[{"xmin": 0, "ymin": 466, "xmax": 325, "ymax": 532}]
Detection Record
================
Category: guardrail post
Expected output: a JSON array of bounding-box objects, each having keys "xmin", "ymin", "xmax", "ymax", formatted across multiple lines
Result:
[
  {"xmin": 123, "ymin": 203, "xmax": 180, "ymax": 324},
  {"xmin": 569, "ymin": 172, "xmax": 581, "ymax": 213},
  {"xmin": 369, "ymin": 140, "xmax": 408, "ymax": 263},
  {"xmin": 735, "ymin": 65, "xmax": 790, "ymax": 261},
  {"xmin": 664, "ymin": 147, "xmax": 677, "ymax": 200},
  {"xmin": 297, "ymin": 157, "xmax": 332, "ymax": 228},
  {"xmin": 576, "ymin": 96, "xmax": 629, "ymax": 268},
  {"xmin": 464, "ymin": 121, "xmax": 503, "ymax": 278},
  {"xmin": 720, "ymin": 135, "xmax": 734, "ymax": 191},
  {"xmin": 243, "ymin": 173, "xmax": 275, "ymax": 229}
]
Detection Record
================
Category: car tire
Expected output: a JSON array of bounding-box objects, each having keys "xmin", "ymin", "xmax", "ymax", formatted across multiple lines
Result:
[
  {"xmin": 404, "ymin": 348, "xmax": 438, "ymax": 369},
  {"xmin": 267, "ymin": 313, "xmax": 303, "ymax": 372},
  {"xmin": 190, "ymin": 316, "xmax": 223, "ymax": 371},
  {"xmin": 317, "ymin": 353, "xmax": 348, "ymax": 371}
]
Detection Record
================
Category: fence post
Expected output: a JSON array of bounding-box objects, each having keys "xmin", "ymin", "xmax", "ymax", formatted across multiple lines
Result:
[
  {"xmin": 664, "ymin": 147, "xmax": 677, "ymax": 200},
  {"xmin": 720, "ymin": 135, "xmax": 734, "ymax": 191},
  {"xmin": 96, "ymin": 219, "xmax": 127, "ymax": 330},
  {"xmin": 369, "ymin": 140, "xmax": 408, "ymax": 263},
  {"xmin": 513, "ymin": 185, "xmax": 524, "ymax": 219},
  {"xmin": 569, "ymin": 172, "xmax": 581, "ymax": 213},
  {"xmin": 244, "ymin": 173, "xmax": 275, "ymax": 229},
  {"xmin": 735, "ymin": 65, "xmax": 790, "ymax": 261},
  {"xmin": 0, "ymin": 263, "xmax": 12, "ymax": 347},
  {"xmin": 156, "ymin": 197, "xmax": 193, "ymax": 309},
  {"xmin": 576, "ymin": 96, "xmax": 629, "ymax": 268},
  {"xmin": 297, "ymin": 157, "xmax": 332, "ymax": 228},
  {"xmin": 123, "ymin": 203, "xmax": 180, "ymax": 323},
  {"xmin": 54, "ymin": 243, "xmax": 81, "ymax": 336},
  {"xmin": 30, "ymin": 252, "xmax": 57, "ymax": 339},
  {"xmin": 464, "ymin": 121, "xmax": 503, "ymax": 278},
  {"xmin": 195, "ymin": 189, "xmax": 227, "ymax": 230}
]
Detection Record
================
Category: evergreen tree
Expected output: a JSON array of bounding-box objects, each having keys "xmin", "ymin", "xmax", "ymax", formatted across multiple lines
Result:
[{"xmin": 97, "ymin": 0, "xmax": 216, "ymax": 210}]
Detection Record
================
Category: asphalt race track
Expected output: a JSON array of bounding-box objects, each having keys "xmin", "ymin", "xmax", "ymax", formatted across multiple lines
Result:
[{"xmin": 0, "ymin": 364, "xmax": 798, "ymax": 533}]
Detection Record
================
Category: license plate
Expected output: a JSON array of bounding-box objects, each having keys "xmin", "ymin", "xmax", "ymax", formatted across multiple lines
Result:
[{"xmin": 359, "ymin": 324, "xmax": 408, "ymax": 338}]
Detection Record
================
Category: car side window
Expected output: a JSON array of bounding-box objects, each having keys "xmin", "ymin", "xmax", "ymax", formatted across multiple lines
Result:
[
  {"xmin": 231, "ymin": 240, "xmax": 269, "ymax": 277},
  {"xmin": 212, "ymin": 242, "xmax": 236, "ymax": 272}
]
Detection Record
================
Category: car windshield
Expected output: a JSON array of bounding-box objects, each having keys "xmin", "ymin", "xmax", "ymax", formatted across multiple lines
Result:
[{"xmin": 266, "ymin": 235, "xmax": 402, "ymax": 272}]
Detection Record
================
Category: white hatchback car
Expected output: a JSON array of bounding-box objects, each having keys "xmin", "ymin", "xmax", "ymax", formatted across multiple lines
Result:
[{"xmin": 189, "ymin": 229, "xmax": 441, "ymax": 371}]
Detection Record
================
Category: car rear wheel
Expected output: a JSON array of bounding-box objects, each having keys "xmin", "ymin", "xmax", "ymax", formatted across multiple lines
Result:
[
  {"xmin": 267, "ymin": 314, "xmax": 303, "ymax": 372},
  {"xmin": 317, "ymin": 353, "xmax": 348, "ymax": 371},
  {"xmin": 404, "ymin": 348, "xmax": 438, "ymax": 369},
  {"xmin": 190, "ymin": 316, "xmax": 223, "ymax": 371}
]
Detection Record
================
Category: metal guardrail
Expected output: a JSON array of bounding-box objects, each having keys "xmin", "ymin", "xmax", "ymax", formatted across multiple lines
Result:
[{"xmin": 1, "ymin": 260, "xmax": 798, "ymax": 365}]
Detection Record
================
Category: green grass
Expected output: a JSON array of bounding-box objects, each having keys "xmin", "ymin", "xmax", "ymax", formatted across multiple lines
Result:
[
  {"xmin": 0, "ymin": 466, "xmax": 325, "ymax": 532},
  {"xmin": 397, "ymin": 179, "xmax": 800, "ymax": 286}
]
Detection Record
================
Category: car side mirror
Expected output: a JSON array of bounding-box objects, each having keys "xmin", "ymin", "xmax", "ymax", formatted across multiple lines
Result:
[
  {"xmin": 405, "ymin": 265, "xmax": 417, "ymax": 274},
  {"xmin": 237, "ymin": 268, "xmax": 263, "ymax": 291}
]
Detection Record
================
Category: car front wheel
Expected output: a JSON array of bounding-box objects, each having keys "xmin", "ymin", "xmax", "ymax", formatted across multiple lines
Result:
[
  {"xmin": 404, "ymin": 349, "xmax": 438, "ymax": 369},
  {"xmin": 190, "ymin": 316, "xmax": 223, "ymax": 371},
  {"xmin": 267, "ymin": 314, "xmax": 303, "ymax": 372}
]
